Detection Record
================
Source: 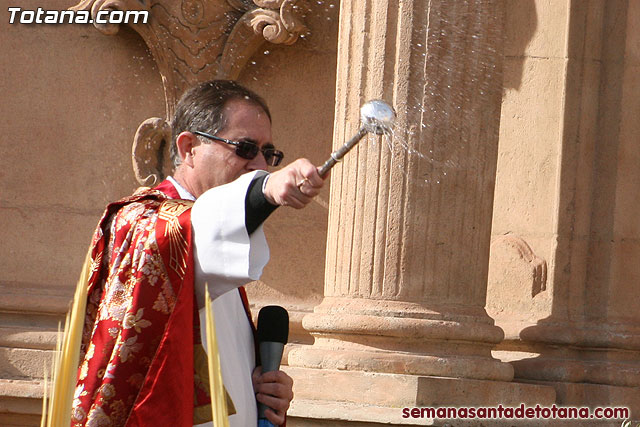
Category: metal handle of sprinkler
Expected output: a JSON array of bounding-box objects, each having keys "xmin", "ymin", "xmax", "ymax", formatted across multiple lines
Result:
[{"xmin": 318, "ymin": 127, "xmax": 368, "ymax": 177}]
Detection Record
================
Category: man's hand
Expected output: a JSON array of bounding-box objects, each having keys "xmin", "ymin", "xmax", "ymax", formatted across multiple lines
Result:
[
  {"xmin": 252, "ymin": 366, "xmax": 294, "ymax": 426},
  {"xmin": 264, "ymin": 158, "xmax": 325, "ymax": 209}
]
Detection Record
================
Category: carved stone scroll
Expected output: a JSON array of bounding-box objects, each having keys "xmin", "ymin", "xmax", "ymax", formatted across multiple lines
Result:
[
  {"xmin": 219, "ymin": 1, "xmax": 306, "ymax": 78},
  {"xmin": 486, "ymin": 233, "xmax": 549, "ymax": 338},
  {"xmin": 490, "ymin": 234, "xmax": 548, "ymax": 297},
  {"xmin": 71, "ymin": 0, "xmax": 306, "ymax": 185},
  {"xmin": 131, "ymin": 117, "xmax": 172, "ymax": 187}
]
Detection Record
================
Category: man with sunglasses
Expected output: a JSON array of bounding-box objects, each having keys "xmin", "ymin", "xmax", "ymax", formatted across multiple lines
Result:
[{"xmin": 69, "ymin": 80, "xmax": 324, "ymax": 427}]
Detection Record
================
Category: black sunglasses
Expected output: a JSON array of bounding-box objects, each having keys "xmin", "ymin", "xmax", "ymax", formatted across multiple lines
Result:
[{"xmin": 193, "ymin": 131, "xmax": 284, "ymax": 167}]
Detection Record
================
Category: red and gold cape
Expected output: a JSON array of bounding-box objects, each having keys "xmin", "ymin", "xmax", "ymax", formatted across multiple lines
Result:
[{"xmin": 71, "ymin": 180, "xmax": 221, "ymax": 426}]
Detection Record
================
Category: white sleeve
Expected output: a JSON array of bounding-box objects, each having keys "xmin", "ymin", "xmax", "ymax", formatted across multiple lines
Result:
[{"xmin": 191, "ymin": 170, "xmax": 270, "ymax": 302}]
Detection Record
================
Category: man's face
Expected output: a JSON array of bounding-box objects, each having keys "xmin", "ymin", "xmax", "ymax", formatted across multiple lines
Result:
[{"xmin": 189, "ymin": 98, "xmax": 273, "ymax": 196}]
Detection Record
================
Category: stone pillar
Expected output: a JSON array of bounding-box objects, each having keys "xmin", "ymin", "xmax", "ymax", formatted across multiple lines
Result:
[
  {"xmin": 287, "ymin": 0, "xmax": 555, "ymax": 424},
  {"xmin": 290, "ymin": 0, "xmax": 510, "ymax": 379}
]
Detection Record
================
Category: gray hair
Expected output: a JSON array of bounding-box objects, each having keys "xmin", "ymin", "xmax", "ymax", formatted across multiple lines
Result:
[{"xmin": 170, "ymin": 80, "xmax": 271, "ymax": 168}]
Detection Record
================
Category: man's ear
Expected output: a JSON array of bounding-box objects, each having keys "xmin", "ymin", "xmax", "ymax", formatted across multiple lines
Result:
[{"xmin": 175, "ymin": 131, "xmax": 198, "ymax": 168}]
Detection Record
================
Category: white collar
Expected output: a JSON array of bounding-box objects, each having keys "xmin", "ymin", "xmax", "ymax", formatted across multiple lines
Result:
[{"xmin": 167, "ymin": 176, "xmax": 196, "ymax": 201}]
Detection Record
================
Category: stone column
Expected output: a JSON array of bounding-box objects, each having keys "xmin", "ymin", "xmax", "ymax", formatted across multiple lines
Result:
[
  {"xmin": 290, "ymin": 0, "xmax": 510, "ymax": 379},
  {"xmin": 287, "ymin": 1, "xmax": 555, "ymax": 424}
]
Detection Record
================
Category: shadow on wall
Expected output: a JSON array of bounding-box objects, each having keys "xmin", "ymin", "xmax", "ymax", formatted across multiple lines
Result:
[
  {"xmin": 502, "ymin": 0, "xmax": 537, "ymax": 91},
  {"xmin": 486, "ymin": 0, "xmax": 538, "ymax": 321}
]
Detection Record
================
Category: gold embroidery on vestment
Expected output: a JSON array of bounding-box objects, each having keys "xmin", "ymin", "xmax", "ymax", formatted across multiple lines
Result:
[
  {"xmin": 79, "ymin": 344, "xmax": 95, "ymax": 381},
  {"xmin": 152, "ymin": 292, "xmax": 169, "ymax": 314},
  {"xmin": 90, "ymin": 252, "xmax": 102, "ymax": 276},
  {"xmin": 123, "ymin": 308, "xmax": 152, "ymax": 333},
  {"xmin": 158, "ymin": 200, "xmax": 192, "ymax": 280}
]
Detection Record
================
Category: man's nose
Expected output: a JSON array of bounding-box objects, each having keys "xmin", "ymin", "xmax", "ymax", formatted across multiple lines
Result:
[{"xmin": 247, "ymin": 151, "xmax": 268, "ymax": 171}]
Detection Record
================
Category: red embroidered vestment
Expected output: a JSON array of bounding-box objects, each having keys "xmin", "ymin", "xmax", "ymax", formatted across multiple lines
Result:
[{"xmin": 72, "ymin": 183, "xmax": 212, "ymax": 426}]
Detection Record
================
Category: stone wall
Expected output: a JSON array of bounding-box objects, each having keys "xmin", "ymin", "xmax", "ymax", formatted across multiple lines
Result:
[{"xmin": 1, "ymin": 0, "xmax": 639, "ymax": 426}]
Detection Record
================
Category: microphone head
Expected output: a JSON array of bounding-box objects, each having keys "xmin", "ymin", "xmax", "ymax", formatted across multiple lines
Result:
[{"xmin": 257, "ymin": 305, "xmax": 289, "ymax": 344}]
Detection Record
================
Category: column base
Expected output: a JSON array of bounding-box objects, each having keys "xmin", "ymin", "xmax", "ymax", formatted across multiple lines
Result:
[
  {"xmin": 289, "ymin": 346, "xmax": 514, "ymax": 381},
  {"xmin": 0, "ymin": 379, "xmax": 43, "ymax": 426},
  {"xmin": 290, "ymin": 297, "xmax": 514, "ymax": 381},
  {"xmin": 494, "ymin": 349, "xmax": 640, "ymax": 423},
  {"xmin": 510, "ymin": 353, "xmax": 640, "ymax": 388},
  {"xmin": 285, "ymin": 367, "xmax": 556, "ymax": 426},
  {"xmin": 528, "ymin": 380, "xmax": 640, "ymax": 422},
  {"xmin": 494, "ymin": 339, "xmax": 640, "ymax": 388}
]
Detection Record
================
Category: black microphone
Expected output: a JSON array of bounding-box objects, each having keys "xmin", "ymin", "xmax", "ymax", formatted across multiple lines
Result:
[{"xmin": 257, "ymin": 305, "xmax": 289, "ymax": 426}]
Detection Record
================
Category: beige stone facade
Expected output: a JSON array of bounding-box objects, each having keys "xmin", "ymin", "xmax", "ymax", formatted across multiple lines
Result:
[{"xmin": 1, "ymin": 0, "xmax": 638, "ymax": 426}]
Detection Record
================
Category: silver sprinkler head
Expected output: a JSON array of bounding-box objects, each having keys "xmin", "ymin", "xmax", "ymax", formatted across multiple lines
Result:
[
  {"xmin": 360, "ymin": 99, "xmax": 396, "ymax": 135},
  {"xmin": 317, "ymin": 99, "xmax": 396, "ymax": 176}
]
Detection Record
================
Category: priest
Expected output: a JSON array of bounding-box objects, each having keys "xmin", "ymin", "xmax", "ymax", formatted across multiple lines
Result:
[{"xmin": 67, "ymin": 80, "xmax": 324, "ymax": 426}]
